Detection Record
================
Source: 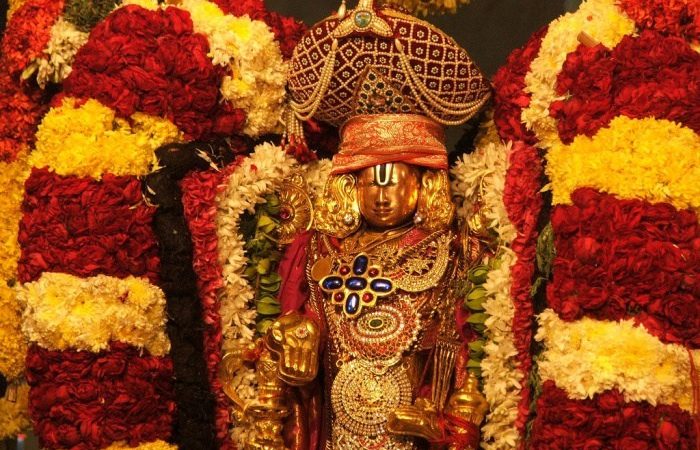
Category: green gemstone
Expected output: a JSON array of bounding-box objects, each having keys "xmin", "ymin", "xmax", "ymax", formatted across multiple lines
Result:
[
  {"xmin": 354, "ymin": 11, "xmax": 372, "ymax": 28},
  {"xmin": 368, "ymin": 318, "xmax": 384, "ymax": 329}
]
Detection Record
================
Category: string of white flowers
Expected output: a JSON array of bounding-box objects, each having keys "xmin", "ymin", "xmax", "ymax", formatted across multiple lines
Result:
[
  {"xmin": 214, "ymin": 144, "xmax": 331, "ymax": 445},
  {"xmin": 537, "ymin": 308, "xmax": 700, "ymax": 412},
  {"xmin": 451, "ymin": 140, "xmax": 522, "ymax": 449},
  {"xmin": 521, "ymin": 0, "xmax": 635, "ymax": 149},
  {"xmin": 178, "ymin": 0, "xmax": 288, "ymax": 138},
  {"xmin": 23, "ymin": 17, "xmax": 89, "ymax": 89}
]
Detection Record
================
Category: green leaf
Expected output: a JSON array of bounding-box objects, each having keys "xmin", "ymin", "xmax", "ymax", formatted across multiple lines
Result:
[
  {"xmin": 465, "ymin": 298, "xmax": 485, "ymax": 311},
  {"xmin": 467, "ymin": 286, "xmax": 487, "ymax": 302},
  {"xmin": 257, "ymin": 295, "xmax": 279, "ymax": 305},
  {"xmin": 468, "ymin": 265, "xmax": 489, "ymax": 284},
  {"xmin": 466, "ymin": 359, "xmax": 482, "ymax": 368},
  {"xmin": 536, "ymin": 222, "xmax": 556, "ymax": 277},
  {"xmin": 257, "ymin": 215, "xmax": 277, "ymax": 233},
  {"xmin": 257, "ymin": 301, "xmax": 282, "ymax": 315},
  {"xmin": 256, "ymin": 258, "xmax": 271, "ymax": 274},
  {"xmin": 468, "ymin": 339, "xmax": 485, "ymax": 354},
  {"xmin": 244, "ymin": 266, "xmax": 258, "ymax": 280},
  {"xmin": 467, "ymin": 313, "xmax": 488, "ymax": 324},
  {"xmin": 470, "ymin": 323, "xmax": 486, "ymax": 334},
  {"xmin": 256, "ymin": 319, "xmax": 274, "ymax": 335},
  {"xmin": 261, "ymin": 273, "xmax": 282, "ymax": 286}
]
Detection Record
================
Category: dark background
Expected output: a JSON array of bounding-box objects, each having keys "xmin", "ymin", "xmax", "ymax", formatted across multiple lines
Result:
[{"xmin": 0, "ymin": 1, "xmax": 579, "ymax": 449}]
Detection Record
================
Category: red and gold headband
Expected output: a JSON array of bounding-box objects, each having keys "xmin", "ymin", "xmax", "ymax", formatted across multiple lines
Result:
[{"xmin": 331, "ymin": 114, "xmax": 448, "ymax": 175}]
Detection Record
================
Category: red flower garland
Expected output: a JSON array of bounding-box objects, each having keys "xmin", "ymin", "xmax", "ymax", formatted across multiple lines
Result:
[
  {"xmin": 619, "ymin": 0, "xmax": 700, "ymax": 42},
  {"xmin": 26, "ymin": 343, "xmax": 176, "ymax": 450},
  {"xmin": 503, "ymin": 142, "xmax": 544, "ymax": 434},
  {"xmin": 64, "ymin": 5, "xmax": 245, "ymax": 141},
  {"xmin": 1, "ymin": 0, "xmax": 65, "ymax": 77},
  {"xmin": 491, "ymin": 26, "xmax": 548, "ymax": 145},
  {"xmin": 548, "ymin": 188, "xmax": 700, "ymax": 348},
  {"xmin": 180, "ymin": 165, "xmax": 238, "ymax": 450},
  {"xmin": 18, "ymin": 168, "xmax": 160, "ymax": 284},
  {"xmin": 551, "ymin": 30, "xmax": 700, "ymax": 144},
  {"xmin": 530, "ymin": 381, "xmax": 697, "ymax": 449},
  {"xmin": 0, "ymin": 65, "xmax": 50, "ymax": 162}
]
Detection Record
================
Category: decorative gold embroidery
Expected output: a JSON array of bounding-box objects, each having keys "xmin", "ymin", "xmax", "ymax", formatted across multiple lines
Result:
[{"xmin": 331, "ymin": 359, "xmax": 413, "ymax": 436}]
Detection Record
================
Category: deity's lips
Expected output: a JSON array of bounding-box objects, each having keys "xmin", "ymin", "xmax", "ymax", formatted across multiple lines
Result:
[{"xmin": 372, "ymin": 207, "xmax": 394, "ymax": 216}]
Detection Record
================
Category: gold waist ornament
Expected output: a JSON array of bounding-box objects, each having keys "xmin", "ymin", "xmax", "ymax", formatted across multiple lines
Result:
[{"xmin": 330, "ymin": 358, "xmax": 415, "ymax": 449}]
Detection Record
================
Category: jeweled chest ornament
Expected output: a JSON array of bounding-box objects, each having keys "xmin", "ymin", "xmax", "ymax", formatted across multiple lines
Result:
[{"xmin": 320, "ymin": 253, "xmax": 395, "ymax": 317}]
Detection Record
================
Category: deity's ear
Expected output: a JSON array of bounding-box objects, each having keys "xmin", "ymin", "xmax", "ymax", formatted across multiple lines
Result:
[
  {"xmin": 416, "ymin": 170, "xmax": 455, "ymax": 232},
  {"xmin": 314, "ymin": 173, "xmax": 361, "ymax": 238}
]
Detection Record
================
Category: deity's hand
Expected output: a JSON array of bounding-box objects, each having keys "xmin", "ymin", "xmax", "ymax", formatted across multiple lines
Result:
[
  {"xmin": 387, "ymin": 397, "xmax": 443, "ymax": 442},
  {"xmin": 265, "ymin": 312, "xmax": 320, "ymax": 386}
]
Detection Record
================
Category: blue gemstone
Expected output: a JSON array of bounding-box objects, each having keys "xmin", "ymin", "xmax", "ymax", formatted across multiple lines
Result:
[
  {"xmin": 353, "ymin": 255, "xmax": 369, "ymax": 275},
  {"xmin": 370, "ymin": 279, "xmax": 393, "ymax": 293},
  {"xmin": 322, "ymin": 277, "xmax": 343, "ymax": 290},
  {"xmin": 345, "ymin": 293, "xmax": 360, "ymax": 315},
  {"xmin": 346, "ymin": 277, "xmax": 367, "ymax": 291}
]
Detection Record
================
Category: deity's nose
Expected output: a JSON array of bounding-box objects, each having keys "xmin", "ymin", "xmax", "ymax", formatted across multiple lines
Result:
[{"xmin": 376, "ymin": 188, "xmax": 390, "ymax": 206}]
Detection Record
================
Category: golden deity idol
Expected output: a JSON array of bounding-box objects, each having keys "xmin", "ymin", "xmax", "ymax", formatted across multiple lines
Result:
[{"xmin": 223, "ymin": 1, "xmax": 492, "ymax": 448}]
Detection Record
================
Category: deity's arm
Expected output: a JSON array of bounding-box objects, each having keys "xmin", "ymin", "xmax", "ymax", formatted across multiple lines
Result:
[
  {"xmin": 271, "ymin": 231, "xmax": 325, "ymax": 450},
  {"xmin": 389, "ymin": 228, "xmax": 490, "ymax": 449}
]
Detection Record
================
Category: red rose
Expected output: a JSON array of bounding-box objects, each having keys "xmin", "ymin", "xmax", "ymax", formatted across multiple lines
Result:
[
  {"xmin": 619, "ymin": 0, "xmax": 700, "ymax": 42},
  {"xmin": 548, "ymin": 189, "xmax": 700, "ymax": 346},
  {"xmin": 27, "ymin": 344, "xmax": 175, "ymax": 449},
  {"xmin": 551, "ymin": 31, "xmax": 700, "ymax": 143},
  {"xmin": 1, "ymin": 0, "xmax": 64, "ymax": 76},
  {"xmin": 19, "ymin": 169, "xmax": 160, "ymax": 284},
  {"xmin": 492, "ymin": 26, "xmax": 548, "ymax": 145},
  {"xmin": 530, "ymin": 382, "xmax": 697, "ymax": 448},
  {"xmin": 64, "ymin": 5, "xmax": 241, "ymax": 140}
]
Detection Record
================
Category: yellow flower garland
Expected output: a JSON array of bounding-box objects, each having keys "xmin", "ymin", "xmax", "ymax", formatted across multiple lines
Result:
[
  {"xmin": 546, "ymin": 116, "xmax": 700, "ymax": 211},
  {"xmin": 521, "ymin": 0, "xmax": 635, "ymax": 149},
  {"xmin": 103, "ymin": 440, "xmax": 177, "ymax": 450},
  {"xmin": 0, "ymin": 152, "xmax": 30, "ymax": 381},
  {"xmin": 178, "ymin": 0, "xmax": 287, "ymax": 137},
  {"xmin": 32, "ymin": 98, "xmax": 182, "ymax": 179},
  {"xmin": 18, "ymin": 272, "xmax": 171, "ymax": 356},
  {"xmin": 0, "ymin": 383, "xmax": 30, "ymax": 439},
  {"xmin": 536, "ymin": 309, "xmax": 698, "ymax": 411}
]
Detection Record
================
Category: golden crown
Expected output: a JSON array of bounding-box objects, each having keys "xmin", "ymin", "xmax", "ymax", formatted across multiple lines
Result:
[{"xmin": 288, "ymin": 0, "xmax": 491, "ymax": 127}]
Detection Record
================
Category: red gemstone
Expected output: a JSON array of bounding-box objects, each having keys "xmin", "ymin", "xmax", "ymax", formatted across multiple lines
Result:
[
  {"xmin": 334, "ymin": 292, "xmax": 344, "ymax": 301},
  {"xmin": 280, "ymin": 206, "xmax": 292, "ymax": 220},
  {"xmin": 369, "ymin": 268, "xmax": 379, "ymax": 277},
  {"xmin": 340, "ymin": 266, "xmax": 350, "ymax": 275},
  {"xmin": 362, "ymin": 292, "xmax": 373, "ymax": 302}
]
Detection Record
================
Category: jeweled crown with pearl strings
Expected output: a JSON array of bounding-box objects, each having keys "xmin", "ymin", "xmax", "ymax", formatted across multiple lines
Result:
[{"xmin": 287, "ymin": 0, "xmax": 491, "ymax": 128}]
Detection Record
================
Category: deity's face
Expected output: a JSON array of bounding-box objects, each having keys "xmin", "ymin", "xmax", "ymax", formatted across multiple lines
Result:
[{"xmin": 356, "ymin": 162, "xmax": 420, "ymax": 229}]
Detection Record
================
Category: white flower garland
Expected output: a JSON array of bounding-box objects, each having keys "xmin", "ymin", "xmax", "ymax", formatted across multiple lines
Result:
[
  {"xmin": 214, "ymin": 143, "xmax": 298, "ymax": 445},
  {"xmin": 537, "ymin": 309, "xmax": 699, "ymax": 412},
  {"xmin": 178, "ymin": 0, "xmax": 288, "ymax": 138},
  {"xmin": 302, "ymin": 158, "xmax": 333, "ymax": 205},
  {"xmin": 521, "ymin": 0, "xmax": 635, "ymax": 149},
  {"xmin": 451, "ymin": 140, "xmax": 523, "ymax": 449},
  {"xmin": 25, "ymin": 17, "xmax": 89, "ymax": 88},
  {"xmin": 17, "ymin": 272, "xmax": 170, "ymax": 356}
]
